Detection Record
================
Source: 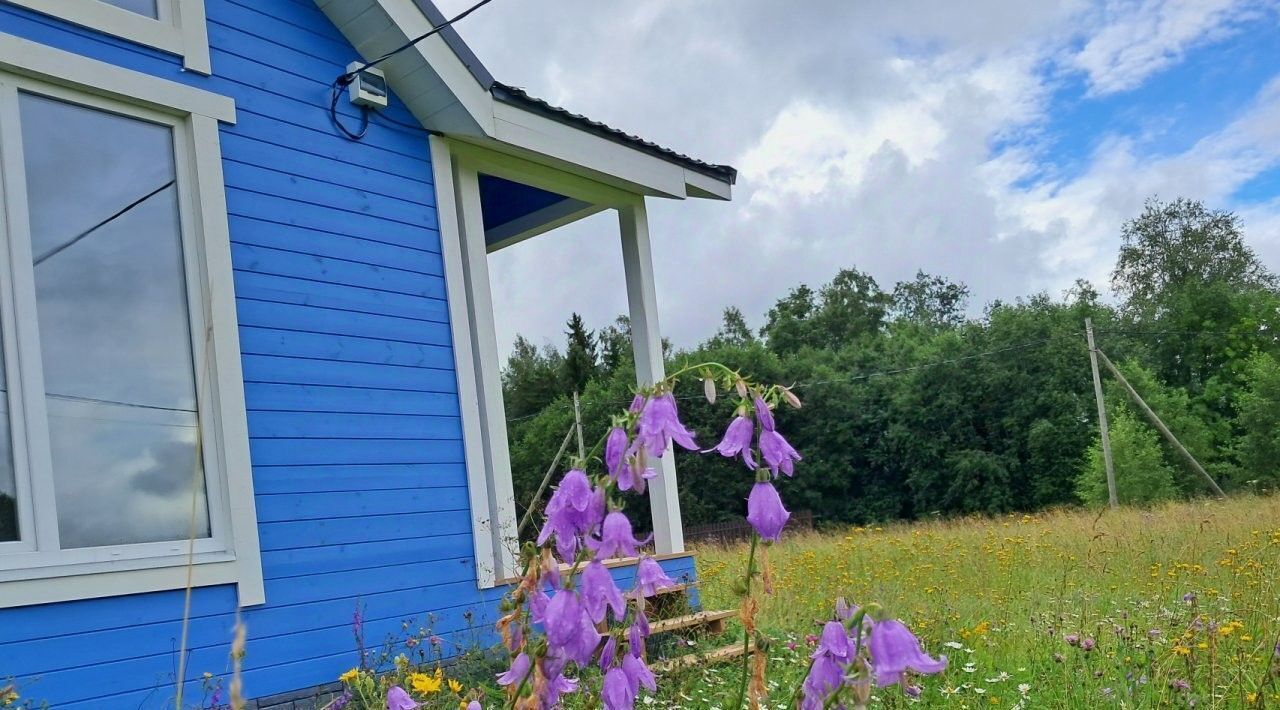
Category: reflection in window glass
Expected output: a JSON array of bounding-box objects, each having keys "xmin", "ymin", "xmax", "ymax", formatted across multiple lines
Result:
[
  {"xmin": 0, "ymin": 357, "xmax": 15, "ymax": 542},
  {"xmin": 18, "ymin": 92, "xmax": 209, "ymax": 549},
  {"xmin": 101, "ymin": 0, "xmax": 159, "ymax": 19}
]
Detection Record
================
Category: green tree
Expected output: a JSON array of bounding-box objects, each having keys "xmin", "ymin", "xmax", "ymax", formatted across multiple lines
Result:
[
  {"xmin": 1234, "ymin": 351, "xmax": 1280, "ymax": 491},
  {"xmin": 562, "ymin": 313, "xmax": 597, "ymax": 395},
  {"xmin": 1077, "ymin": 408, "xmax": 1178, "ymax": 506},
  {"xmin": 707, "ymin": 306, "xmax": 756, "ymax": 348},
  {"xmin": 502, "ymin": 335, "xmax": 564, "ymax": 421},
  {"xmin": 598, "ymin": 315, "xmax": 632, "ymax": 373},
  {"xmin": 890, "ymin": 270, "xmax": 969, "ymax": 329}
]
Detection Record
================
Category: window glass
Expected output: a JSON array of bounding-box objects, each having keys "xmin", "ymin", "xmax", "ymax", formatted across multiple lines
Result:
[
  {"xmin": 0, "ymin": 358, "xmax": 14, "ymax": 543},
  {"xmin": 18, "ymin": 92, "xmax": 209, "ymax": 549},
  {"xmin": 101, "ymin": 0, "xmax": 159, "ymax": 19}
]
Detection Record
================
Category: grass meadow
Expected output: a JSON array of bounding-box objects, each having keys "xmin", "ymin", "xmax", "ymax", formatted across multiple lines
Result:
[{"xmin": 650, "ymin": 496, "xmax": 1280, "ymax": 708}]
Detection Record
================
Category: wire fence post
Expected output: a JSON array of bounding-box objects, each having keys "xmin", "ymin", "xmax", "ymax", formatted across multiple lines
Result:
[{"xmin": 1086, "ymin": 318, "xmax": 1119, "ymax": 509}]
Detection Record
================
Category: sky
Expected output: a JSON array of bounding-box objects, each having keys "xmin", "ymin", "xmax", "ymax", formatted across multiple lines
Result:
[{"xmin": 434, "ymin": 0, "xmax": 1280, "ymax": 357}]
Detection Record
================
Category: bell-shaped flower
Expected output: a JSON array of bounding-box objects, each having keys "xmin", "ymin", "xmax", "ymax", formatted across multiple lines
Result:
[
  {"xmin": 635, "ymin": 393, "xmax": 697, "ymax": 457},
  {"xmin": 617, "ymin": 451, "xmax": 657, "ymax": 494},
  {"xmin": 867, "ymin": 619, "xmax": 948, "ymax": 687},
  {"xmin": 813, "ymin": 621, "xmax": 853, "ymax": 661},
  {"xmin": 386, "ymin": 686, "xmax": 420, "ymax": 710},
  {"xmin": 539, "ymin": 653, "xmax": 580, "ymax": 707},
  {"xmin": 495, "ymin": 653, "xmax": 531, "ymax": 687},
  {"xmin": 759, "ymin": 428, "xmax": 802, "ymax": 478},
  {"xmin": 580, "ymin": 561, "xmax": 626, "ymax": 624},
  {"xmin": 622, "ymin": 653, "xmax": 657, "ymax": 693},
  {"xmin": 801, "ymin": 653, "xmax": 845, "ymax": 707},
  {"xmin": 537, "ymin": 469, "xmax": 605, "ymax": 562},
  {"xmin": 604, "ymin": 426, "xmax": 629, "ymax": 479},
  {"xmin": 543, "ymin": 590, "xmax": 600, "ymax": 664},
  {"xmin": 601, "ymin": 667, "xmax": 636, "ymax": 710},
  {"xmin": 754, "ymin": 396, "xmax": 776, "ymax": 432},
  {"xmin": 635, "ymin": 557, "xmax": 676, "ymax": 597},
  {"xmin": 598, "ymin": 636, "xmax": 618, "ymax": 672},
  {"xmin": 746, "ymin": 481, "xmax": 790, "ymax": 542},
  {"xmin": 629, "ymin": 610, "xmax": 650, "ymax": 654},
  {"xmin": 589, "ymin": 512, "xmax": 650, "ymax": 560},
  {"xmin": 707, "ymin": 415, "xmax": 757, "ymax": 470}
]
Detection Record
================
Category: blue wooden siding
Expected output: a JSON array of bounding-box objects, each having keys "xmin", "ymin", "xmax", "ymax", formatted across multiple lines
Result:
[{"xmin": 0, "ymin": 2, "xmax": 701, "ymax": 707}]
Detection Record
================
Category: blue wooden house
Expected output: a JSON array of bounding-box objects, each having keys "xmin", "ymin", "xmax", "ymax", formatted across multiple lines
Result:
[{"xmin": 0, "ymin": 1, "xmax": 735, "ymax": 706}]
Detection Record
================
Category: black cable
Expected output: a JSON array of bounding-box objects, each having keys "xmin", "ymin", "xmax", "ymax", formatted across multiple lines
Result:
[
  {"xmin": 327, "ymin": 0, "xmax": 499, "ymax": 141},
  {"xmin": 329, "ymin": 79, "xmax": 370, "ymax": 141},
  {"xmin": 34, "ymin": 179, "xmax": 175, "ymax": 266}
]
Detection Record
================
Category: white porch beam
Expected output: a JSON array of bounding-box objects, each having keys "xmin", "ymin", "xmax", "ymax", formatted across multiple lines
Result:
[
  {"xmin": 449, "ymin": 150, "xmax": 519, "ymax": 583},
  {"xmin": 618, "ymin": 200, "xmax": 684, "ymax": 554},
  {"xmin": 485, "ymin": 198, "xmax": 604, "ymax": 254}
]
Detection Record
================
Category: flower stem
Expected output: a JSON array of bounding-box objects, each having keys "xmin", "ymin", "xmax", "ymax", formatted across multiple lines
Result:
[{"xmin": 733, "ymin": 533, "xmax": 760, "ymax": 710}]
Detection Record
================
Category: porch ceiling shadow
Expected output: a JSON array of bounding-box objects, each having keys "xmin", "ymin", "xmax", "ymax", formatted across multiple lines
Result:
[{"xmin": 478, "ymin": 173, "xmax": 602, "ymax": 253}]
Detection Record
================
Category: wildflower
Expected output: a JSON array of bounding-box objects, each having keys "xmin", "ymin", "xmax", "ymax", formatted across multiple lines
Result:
[
  {"xmin": 386, "ymin": 686, "xmax": 420, "ymax": 710},
  {"xmin": 539, "ymin": 653, "xmax": 580, "ymax": 707},
  {"xmin": 339, "ymin": 668, "xmax": 360, "ymax": 684},
  {"xmin": 447, "ymin": 679, "xmax": 463, "ymax": 694},
  {"xmin": 635, "ymin": 557, "xmax": 676, "ymax": 597},
  {"xmin": 332, "ymin": 691, "xmax": 352, "ymax": 709},
  {"xmin": 1148, "ymin": 629, "xmax": 1162, "ymax": 639},
  {"xmin": 1017, "ymin": 683, "xmax": 1030, "ymax": 696},
  {"xmin": 635, "ymin": 393, "xmax": 697, "ymax": 456},
  {"xmin": 756, "ymin": 399, "xmax": 802, "ymax": 477},
  {"xmin": 622, "ymin": 653, "xmax": 657, "ymax": 693},
  {"xmin": 410, "ymin": 671, "xmax": 442, "ymax": 694},
  {"xmin": 746, "ymin": 481, "xmax": 790, "ymax": 542},
  {"xmin": 496, "ymin": 653, "xmax": 532, "ymax": 687},
  {"xmin": 466, "ymin": 703, "xmax": 482, "ymax": 710},
  {"xmin": 604, "ymin": 426, "xmax": 629, "ymax": 479},
  {"xmin": 589, "ymin": 512, "xmax": 649, "ymax": 560},
  {"xmin": 1182, "ymin": 592, "xmax": 1197, "ymax": 603},
  {"xmin": 707, "ymin": 415, "xmax": 757, "ymax": 469},
  {"xmin": 537, "ymin": 469, "xmax": 605, "ymax": 562},
  {"xmin": 617, "ymin": 452, "xmax": 658, "ymax": 494},
  {"xmin": 543, "ymin": 589, "xmax": 601, "ymax": 664},
  {"xmin": 629, "ymin": 610, "xmax": 650, "ymax": 653},
  {"xmin": 904, "ymin": 684, "xmax": 922, "ymax": 698},
  {"xmin": 867, "ymin": 619, "xmax": 948, "ymax": 687},
  {"xmin": 599, "ymin": 636, "xmax": 618, "ymax": 671},
  {"xmin": 814, "ymin": 621, "xmax": 853, "ymax": 662},
  {"xmin": 1081, "ymin": 638, "xmax": 1096, "ymax": 652},
  {"xmin": 602, "ymin": 666, "xmax": 636, "ymax": 710},
  {"xmin": 580, "ymin": 561, "xmax": 626, "ymax": 623},
  {"xmin": 1064, "ymin": 633, "xmax": 1079, "ymax": 646},
  {"xmin": 1170, "ymin": 679, "xmax": 1190, "ymax": 692}
]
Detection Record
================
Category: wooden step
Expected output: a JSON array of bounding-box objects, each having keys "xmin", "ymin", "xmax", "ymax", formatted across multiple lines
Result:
[
  {"xmin": 647, "ymin": 609, "xmax": 735, "ymax": 635},
  {"xmin": 653, "ymin": 642, "xmax": 753, "ymax": 673}
]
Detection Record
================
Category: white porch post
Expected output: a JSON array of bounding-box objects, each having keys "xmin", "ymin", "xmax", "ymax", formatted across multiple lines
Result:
[
  {"xmin": 450, "ymin": 153, "xmax": 518, "ymax": 582},
  {"xmin": 619, "ymin": 199, "xmax": 685, "ymax": 554}
]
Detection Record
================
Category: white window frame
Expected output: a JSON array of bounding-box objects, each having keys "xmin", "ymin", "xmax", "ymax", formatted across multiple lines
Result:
[
  {"xmin": 429, "ymin": 137, "xmax": 685, "ymax": 589},
  {"xmin": 3, "ymin": 0, "xmax": 211, "ymax": 74},
  {"xmin": 0, "ymin": 34, "xmax": 261, "ymax": 608}
]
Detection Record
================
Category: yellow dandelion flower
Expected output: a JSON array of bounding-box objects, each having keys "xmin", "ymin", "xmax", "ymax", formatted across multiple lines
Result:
[
  {"xmin": 411, "ymin": 671, "xmax": 443, "ymax": 694},
  {"xmin": 448, "ymin": 679, "xmax": 463, "ymax": 694},
  {"xmin": 1172, "ymin": 645, "xmax": 1191, "ymax": 657},
  {"xmin": 338, "ymin": 667, "xmax": 360, "ymax": 684}
]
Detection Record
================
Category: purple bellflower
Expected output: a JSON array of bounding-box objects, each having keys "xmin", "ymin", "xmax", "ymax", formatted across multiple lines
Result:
[
  {"xmin": 616, "ymin": 452, "xmax": 657, "ymax": 494},
  {"xmin": 604, "ymin": 426, "xmax": 629, "ymax": 479},
  {"xmin": 746, "ymin": 481, "xmax": 790, "ymax": 542},
  {"xmin": 589, "ymin": 511, "xmax": 650, "ymax": 559},
  {"xmin": 635, "ymin": 393, "xmax": 697, "ymax": 457},
  {"xmin": 755, "ymin": 397, "xmax": 801, "ymax": 477},
  {"xmin": 622, "ymin": 653, "xmax": 657, "ymax": 693},
  {"xmin": 537, "ymin": 469, "xmax": 605, "ymax": 562},
  {"xmin": 602, "ymin": 667, "xmax": 636, "ymax": 710},
  {"xmin": 540, "ymin": 653, "xmax": 580, "ymax": 707},
  {"xmin": 599, "ymin": 636, "xmax": 618, "ymax": 672},
  {"xmin": 635, "ymin": 557, "xmax": 676, "ymax": 597},
  {"xmin": 542, "ymin": 589, "xmax": 601, "ymax": 665},
  {"xmin": 580, "ymin": 560, "xmax": 626, "ymax": 624},
  {"xmin": 629, "ymin": 610, "xmax": 650, "ymax": 653},
  {"xmin": 496, "ymin": 652, "xmax": 532, "ymax": 687},
  {"xmin": 707, "ymin": 415, "xmax": 757, "ymax": 469},
  {"xmin": 867, "ymin": 619, "xmax": 948, "ymax": 687},
  {"xmin": 385, "ymin": 686, "xmax": 419, "ymax": 710},
  {"xmin": 466, "ymin": 703, "xmax": 483, "ymax": 710}
]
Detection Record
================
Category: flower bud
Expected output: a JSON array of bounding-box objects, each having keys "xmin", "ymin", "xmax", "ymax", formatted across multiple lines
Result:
[
  {"xmin": 704, "ymin": 377, "xmax": 717, "ymax": 404},
  {"xmin": 735, "ymin": 378, "xmax": 748, "ymax": 399}
]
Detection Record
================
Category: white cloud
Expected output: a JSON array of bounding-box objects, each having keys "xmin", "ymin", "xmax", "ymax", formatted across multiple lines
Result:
[
  {"xmin": 436, "ymin": 0, "xmax": 1280, "ymax": 355},
  {"xmin": 1068, "ymin": 0, "xmax": 1268, "ymax": 95}
]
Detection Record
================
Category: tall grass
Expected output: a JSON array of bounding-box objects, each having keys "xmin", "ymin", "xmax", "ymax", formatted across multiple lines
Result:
[{"xmin": 680, "ymin": 496, "xmax": 1280, "ymax": 708}]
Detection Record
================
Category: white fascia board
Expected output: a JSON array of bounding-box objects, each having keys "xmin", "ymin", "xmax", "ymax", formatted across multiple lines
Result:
[
  {"xmin": 491, "ymin": 101, "xmax": 689, "ymax": 199},
  {"xmin": 684, "ymin": 168, "xmax": 733, "ymax": 201},
  {"xmin": 485, "ymin": 199, "xmax": 605, "ymax": 253}
]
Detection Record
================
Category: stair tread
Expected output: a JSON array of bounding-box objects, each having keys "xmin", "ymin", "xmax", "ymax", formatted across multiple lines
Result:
[
  {"xmin": 647, "ymin": 609, "xmax": 735, "ymax": 634},
  {"xmin": 653, "ymin": 642, "xmax": 753, "ymax": 672}
]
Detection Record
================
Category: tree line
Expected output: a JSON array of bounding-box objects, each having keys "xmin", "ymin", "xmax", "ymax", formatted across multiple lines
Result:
[{"xmin": 501, "ymin": 197, "xmax": 1280, "ymax": 532}]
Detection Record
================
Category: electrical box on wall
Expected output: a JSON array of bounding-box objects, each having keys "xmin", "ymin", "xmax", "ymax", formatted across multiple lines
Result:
[{"xmin": 346, "ymin": 62, "xmax": 388, "ymax": 109}]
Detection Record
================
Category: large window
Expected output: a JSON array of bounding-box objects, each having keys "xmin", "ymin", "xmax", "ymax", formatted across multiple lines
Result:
[
  {"xmin": 0, "ymin": 42, "xmax": 260, "ymax": 607},
  {"xmin": 3, "ymin": 0, "xmax": 211, "ymax": 73}
]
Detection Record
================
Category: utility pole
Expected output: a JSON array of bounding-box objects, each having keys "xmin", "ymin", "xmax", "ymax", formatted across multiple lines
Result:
[
  {"xmin": 572, "ymin": 390, "xmax": 586, "ymax": 460},
  {"xmin": 1085, "ymin": 318, "xmax": 1118, "ymax": 509},
  {"xmin": 1094, "ymin": 348, "xmax": 1226, "ymax": 499}
]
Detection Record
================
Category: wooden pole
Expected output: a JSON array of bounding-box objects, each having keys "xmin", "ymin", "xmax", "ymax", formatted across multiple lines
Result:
[
  {"xmin": 1085, "ymin": 318, "xmax": 1119, "ymax": 509},
  {"xmin": 517, "ymin": 425, "xmax": 577, "ymax": 536},
  {"xmin": 1094, "ymin": 348, "xmax": 1227, "ymax": 499},
  {"xmin": 573, "ymin": 390, "xmax": 586, "ymax": 460}
]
